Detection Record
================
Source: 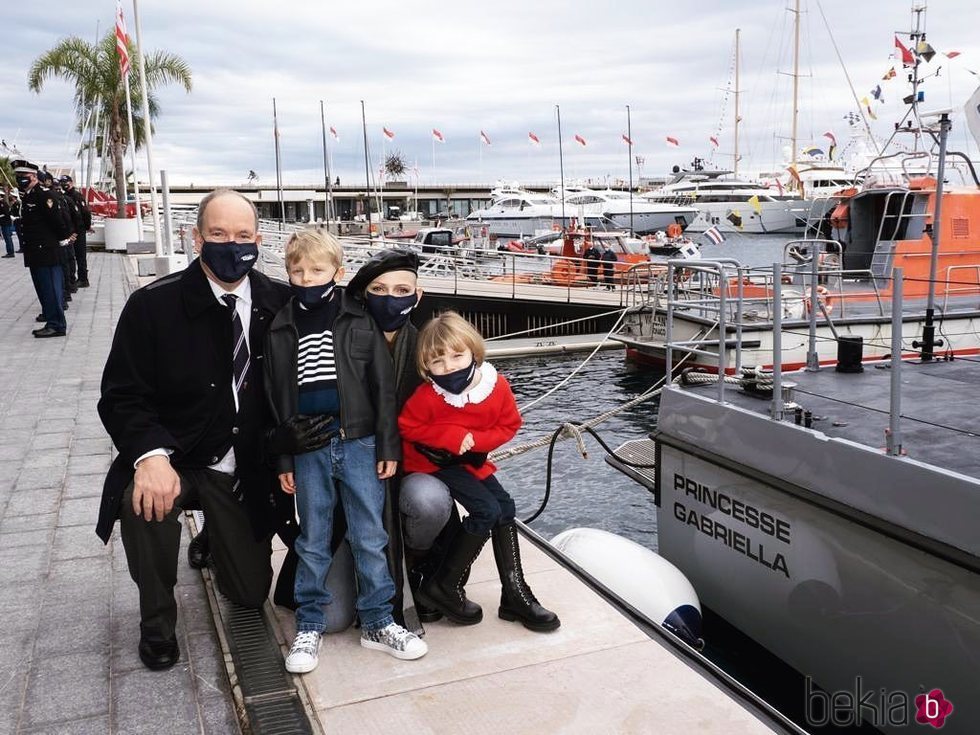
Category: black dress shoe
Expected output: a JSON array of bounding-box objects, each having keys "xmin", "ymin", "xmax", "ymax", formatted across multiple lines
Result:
[
  {"xmin": 78, "ymin": 278, "xmax": 90, "ymax": 288},
  {"xmin": 1, "ymin": 254, "xmax": 13, "ymax": 258},
  {"xmin": 33, "ymin": 327, "xmax": 66, "ymax": 338},
  {"xmin": 187, "ymin": 528, "xmax": 210, "ymax": 569},
  {"xmin": 65, "ymin": 293, "xmax": 72, "ymax": 301},
  {"xmin": 138, "ymin": 635, "xmax": 180, "ymax": 671},
  {"xmin": 36, "ymin": 314, "xmax": 46, "ymax": 322}
]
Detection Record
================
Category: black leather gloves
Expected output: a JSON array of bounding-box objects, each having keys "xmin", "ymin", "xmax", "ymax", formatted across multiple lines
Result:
[
  {"xmin": 414, "ymin": 442, "xmax": 487, "ymax": 469},
  {"xmin": 266, "ymin": 415, "xmax": 338, "ymax": 456}
]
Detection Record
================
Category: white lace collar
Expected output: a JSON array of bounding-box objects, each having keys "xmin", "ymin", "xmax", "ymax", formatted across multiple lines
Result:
[{"xmin": 431, "ymin": 361, "xmax": 498, "ymax": 408}]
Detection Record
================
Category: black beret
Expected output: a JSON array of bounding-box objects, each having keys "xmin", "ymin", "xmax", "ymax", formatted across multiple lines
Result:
[
  {"xmin": 347, "ymin": 249, "xmax": 420, "ymax": 297},
  {"xmin": 11, "ymin": 160, "xmax": 39, "ymax": 174}
]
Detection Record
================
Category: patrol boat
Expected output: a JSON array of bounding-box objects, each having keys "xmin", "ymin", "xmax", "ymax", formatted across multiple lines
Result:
[{"xmin": 616, "ymin": 278, "xmax": 980, "ymax": 734}]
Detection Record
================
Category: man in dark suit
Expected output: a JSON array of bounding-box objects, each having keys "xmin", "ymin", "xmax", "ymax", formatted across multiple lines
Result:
[
  {"xmin": 97, "ymin": 189, "xmax": 295, "ymax": 670},
  {"xmin": 14, "ymin": 160, "xmax": 74, "ymax": 337}
]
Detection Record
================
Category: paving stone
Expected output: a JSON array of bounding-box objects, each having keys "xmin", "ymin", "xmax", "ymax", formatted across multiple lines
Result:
[
  {"xmin": 20, "ymin": 715, "xmax": 111, "ymax": 735},
  {"xmin": 67, "ymin": 454, "xmax": 111, "ymax": 476},
  {"xmin": 52, "ymin": 524, "xmax": 106, "ymax": 560},
  {"xmin": 187, "ymin": 631, "xmax": 231, "ymax": 701},
  {"xmin": 64, "ymin": 473, "xmax": 104, "ymax": 499},
  {"xmin": 34, "ymin": 418, "xmax": 75, "ymax": 436},
  {"xmin": 0, "ymin": 544, "xmax": 50, "ymax": 583},
  {"xmin": 0, "ymin": 528, "xmax": 52, "ymax": 550},
  {"xmin": 29, "ymin": 432, "xmax": 73, "ymax": 451},
  {"xmin": 114, "ymin": 702, "xmax": 201, "ymax": 735},
  {"xmin": 28, "ymin": 450, "xmax": 70, "ymax": 470},
  {"xmin": 69, "ymin": 437, "xmax": 112, "ymax": 457},
  {"xmin": 0, "ymin": 414, "xmax": 37, "ymax": 430},
  {"xmin": 34, "ymin": 601, "xmax": 112, "ymax": 656},
  {"xmin": 199, "ymin": 693, "xmax": 242, "ymax": 735},
  {"xmin": 57, "ymin": 496, "xmax": 101, "ymax": 528},
  {"xmin": 13, "ymin": 468, "xmax": 65, "ymax": 493},
  {"xmin": 21, "ymin": 652, "xmax": 109, "ymax": 729},
  {"xmin": 48, "ymin": 556, "xmax": 112, "ymax": 587},
  {"xmin": 5, "ymin": 488, "xmax": 61, "ymax": 516},
  {"xmin": 0, "ymin": 670, "xmax": 28, "ymax": 735},
  {"xmin": 0, "ymin": 444, "xmax": 28, "ymax": 462},
  {"xmin": 0, "ymin": 513, "xmax": 58, "ymax": 534},
  {"xmin": 73, "ymin": 423, "xmax": 110, "ymax": 440}
]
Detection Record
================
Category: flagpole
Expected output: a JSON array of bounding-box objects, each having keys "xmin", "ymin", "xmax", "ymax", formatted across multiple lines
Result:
[
  {"xmin": 478, "ymin": 133, "xmax": 483, "ymax": 183},
  {"xmin": 360, "ymin": 101, "xmax": 371, "ymax": 226},
  {"xmin": 319, "ymin": 100, "xmax": 332, "ymax": 228},
  {"xmin": 556, "ymin": 105, "xmax": 566, "ymax": 229},
  {"xmin": 273, "ymin": 97, "xmax": 284, "ymax": 229},
  {"xmin": 627, "ymin": 104, "xmax": 634, "ymax": 235},
  {"xmin": 132, "ymin": 0, "xmax": 161, "ymax": 254},
  {"xmin": 122, "ymin": 70, "xmax": 143, "ymax": 234}
]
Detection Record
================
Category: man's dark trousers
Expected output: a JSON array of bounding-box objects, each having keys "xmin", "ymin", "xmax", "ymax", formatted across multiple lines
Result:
[
  {"xmin": 120, "ymin": 467, "xmax": 272, "ymax": 641},
  {"xmin": 73, "ymin": 231, "xmax": 88, "ymax": 282},
  {"xmin": 32, "ymin": 264, "xmax": 66, "ymax": 332}
]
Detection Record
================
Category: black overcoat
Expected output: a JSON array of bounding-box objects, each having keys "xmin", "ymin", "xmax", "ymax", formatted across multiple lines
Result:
[{"xmin": 96, "ymin": 258, "xmax": 291, "ymax": 543}]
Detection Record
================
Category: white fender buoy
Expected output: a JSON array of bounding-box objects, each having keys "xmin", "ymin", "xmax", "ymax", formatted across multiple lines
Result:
[{"xmin": 551, "ymin": 527, "xmax": 703, "ymax": 646}]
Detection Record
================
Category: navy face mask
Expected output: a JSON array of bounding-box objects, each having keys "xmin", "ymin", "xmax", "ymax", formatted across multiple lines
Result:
[
  {"xmin": 364, "ymin": 292, "xmax": 417, "ymax": 331},
  {"xmin": 430, "ymin": 359, "xmax": 477, "ymax": 395},
  {"xmin": 200, "ymin": 241, "xmax": 259, "ymax": 284},
  {"xmin": 291, "ymin": 281, "xmax": 335, "ymax": 308},
  {"xmin": 16, "ymin": 176, "xmax": 31, "ymax": 192}
]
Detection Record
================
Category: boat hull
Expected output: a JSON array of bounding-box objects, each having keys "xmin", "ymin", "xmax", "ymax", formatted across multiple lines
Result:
[{"xmin": 655, "ymin": 438, "xmax": 979, "ymax": 734}]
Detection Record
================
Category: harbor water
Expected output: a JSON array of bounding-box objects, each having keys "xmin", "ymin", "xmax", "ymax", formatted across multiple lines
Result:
[{"xmin": 493, "ymin": 233, "xmax": 878, "ymax": 734}]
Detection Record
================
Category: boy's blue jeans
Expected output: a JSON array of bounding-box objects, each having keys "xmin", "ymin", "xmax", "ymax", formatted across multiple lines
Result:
[{"xmin": 293, "ymin": 434, "xmax": 395, "ymax": 634}]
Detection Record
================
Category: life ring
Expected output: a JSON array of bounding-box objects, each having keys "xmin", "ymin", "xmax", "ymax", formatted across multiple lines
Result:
[
  {"xmin": 666, "ymin": 223, "xmax": 683, "ymax": 239},
  {"xmin": 804, "ymin": 285, "xmax": 834, "ymax": 316}
]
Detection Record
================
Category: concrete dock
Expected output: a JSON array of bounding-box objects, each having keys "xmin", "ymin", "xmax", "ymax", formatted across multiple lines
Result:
[{"xmin": 0, "ymin": 249, "xmax": 782, "ymax": 734}]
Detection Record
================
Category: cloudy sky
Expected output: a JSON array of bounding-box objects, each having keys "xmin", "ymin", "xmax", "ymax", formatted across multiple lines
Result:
[{"xmin": 3, "ymin": 0, "xmax": 979, "ymax": 188}]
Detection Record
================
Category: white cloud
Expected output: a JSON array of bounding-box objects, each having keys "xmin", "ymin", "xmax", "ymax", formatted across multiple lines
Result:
[{"xmin": 3, "ymin": 0, "xmax": 978, "ymax": 186}]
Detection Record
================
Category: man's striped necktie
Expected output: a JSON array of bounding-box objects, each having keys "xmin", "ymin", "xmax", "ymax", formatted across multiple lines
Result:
[{"xmin": 222, "ymin": 294, "xmax": 249, "ymax": 399}]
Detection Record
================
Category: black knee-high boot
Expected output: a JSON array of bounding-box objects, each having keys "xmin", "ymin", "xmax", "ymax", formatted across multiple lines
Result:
[
  {"xmin": 416, "ymin": 529, "xmax": 488, "ymax": 625},
  {"xmin": 492, "ymin": 522, "xmax": 560, "ymax": 632},
  {"xmin": 405, "ymin": 546, "xmax": 442, "ymax": 623}
]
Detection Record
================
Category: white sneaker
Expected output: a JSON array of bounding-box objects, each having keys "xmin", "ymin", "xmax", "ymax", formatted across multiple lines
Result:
[
  {"xmin": 360, "ymin": 622, "xmax": 428, "ymax": 660},
  {"xmin": 285, "ymin": 630, "xmax": 322, "ymax": 673}
]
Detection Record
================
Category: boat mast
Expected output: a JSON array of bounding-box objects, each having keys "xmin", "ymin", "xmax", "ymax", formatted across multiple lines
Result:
[
  {"xmin": 319, "ymin": 100, "xmax": 333, "ymax": 228},
  {"xmin": 556, "ymin": 104, "xmax": 566, "ymax": 229},
  {"xmin": 627, "ymin": 104, "xmax": 634, "ymax": 233},
  {"xmin": 790, "ymin": 0, "xmax": 801, "ymax": 173},
  {"xmin": 273, "ymin": 97, "xmax": 284, "ymax": 229},
  {"xmin": 734, "ymin": 29, "xmax": 741, "ymax": 178},
  {"xmin": 360, "ymin": 100, "xmax": 371, "ymax": 226}
]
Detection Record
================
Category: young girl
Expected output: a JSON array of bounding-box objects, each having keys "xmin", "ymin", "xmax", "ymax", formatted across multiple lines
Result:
[{"xmin": 397, "ymin": 312, "xmax": 559, "ymax": 632}]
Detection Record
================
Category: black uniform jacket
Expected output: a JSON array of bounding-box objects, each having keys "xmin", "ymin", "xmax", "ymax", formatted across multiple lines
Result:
[
  {"xmin": 20, "ymin": 184, "xmax": 72, "ymax": 268},
  {"xmin": 96, "ymin": 259, "xmax": 291, "ymax": 543},
  {"xmin": 263, "ymin": 287, "xmax": 401, "ymax": 475}
]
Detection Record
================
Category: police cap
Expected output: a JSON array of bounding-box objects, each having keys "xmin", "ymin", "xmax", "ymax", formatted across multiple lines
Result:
[{"xmin": 11, "ymin": 160, "xmax": 39, "ymax": 174}]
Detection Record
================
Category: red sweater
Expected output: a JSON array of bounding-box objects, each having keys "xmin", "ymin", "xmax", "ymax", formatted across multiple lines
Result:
[{"xmin": 398, "ymin": 363, "xmax": 521, "ymax": 480}]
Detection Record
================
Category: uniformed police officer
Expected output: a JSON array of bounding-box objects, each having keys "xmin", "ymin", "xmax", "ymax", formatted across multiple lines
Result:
[
  {"xmin": 14, "ymin": 160, "xmax": 73, "ymax": 337},
  {"xmin": 39, "ymin": 170, "xmax": 77, "ymax": 305},
  {"xmin": 60, "ymin": 175, "xmax": 92, "ymax": 287}
]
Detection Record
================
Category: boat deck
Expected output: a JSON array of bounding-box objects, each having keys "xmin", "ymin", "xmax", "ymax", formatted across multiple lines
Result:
[
  {"xmin": 685, "ymin": 358, "xmax": 980, "ymax": 475},
  {"xmin": 266, "ymin": 531, "xmax": 779, "ymax": 734}
]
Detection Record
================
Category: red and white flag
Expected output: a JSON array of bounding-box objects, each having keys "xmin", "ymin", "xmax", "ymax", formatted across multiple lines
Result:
[
  {"xmin": 822, "ymin": 130, "xmax": 837, "ymax": 147},
  {"xmin": 895, "ymin": 37, "xmax": 915, "ymax": 66},
  {"xmin": 574, "ymin": 134, "xmax": 587, "ymax": 147},
  {"xmin": 528, "ymin": 131, "xmax": 541, "ymax": 146},
  {"xmin": 432, "ymin": 128, "xmax": 445, "ymax": 143},
  {"xmin": 666, "ymin": 136, "xmax": 680, "ymax": 148},
  {"xmin": 382, "ymin": 127, "xmax": 395, "ymax": 140},
  {"xmin": 709, "ymin": 135, "xmax": 720, "ymax": 148},
  {"xmin": 622, "ymin": 133, "xmax": 633, "ymax": 146},
  {"xmin": 115, "ymin": 1, "xmax": 130, "ymax": 76},
  {"xmin": 329, "ymin": 126, "xmax": 339, "ymax": 142},
  {"xmin": 944, "ymin": 50, "xmax": 962, "ymax": 59},
  {"xmin": 480, "ymin": 130, "xmax": 491, "ymax": 146}
]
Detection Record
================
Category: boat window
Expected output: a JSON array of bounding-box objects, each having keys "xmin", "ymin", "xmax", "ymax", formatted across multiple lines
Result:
[{"xmin": 498, "ymin": 199, "xmax": 520, "ymax": 208}]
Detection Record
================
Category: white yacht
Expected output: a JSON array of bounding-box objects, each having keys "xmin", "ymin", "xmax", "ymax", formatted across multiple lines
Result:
[
  {"xmin": 643, "ymin": 168, "xmax": 803, "ymax": 234},
  {"xmin": 465, "ymin": 185, "xmax": 565, "ymax": 238},
  {"xmin": 556, "ymin": 186, "xmax": 698, "ymax": 235}
]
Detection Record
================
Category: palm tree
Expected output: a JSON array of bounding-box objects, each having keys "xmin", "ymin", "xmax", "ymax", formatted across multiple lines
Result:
[{"xmin": 28, "ymin": 31, "xmax": 191, "ymax": 218}]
